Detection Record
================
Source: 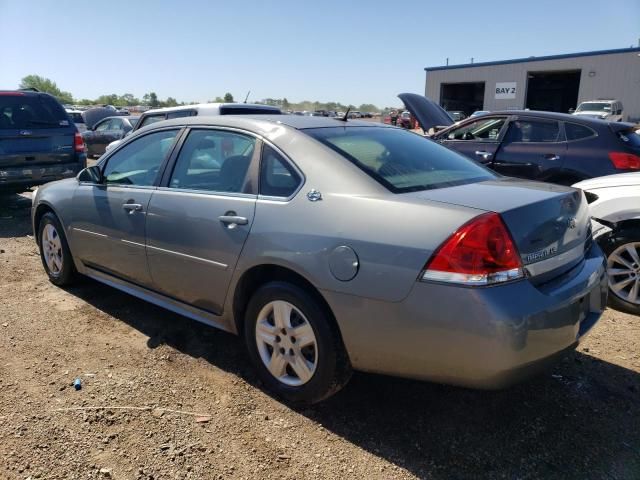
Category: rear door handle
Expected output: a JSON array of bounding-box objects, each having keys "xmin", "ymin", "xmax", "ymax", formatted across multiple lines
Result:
[
  {"xmin": 219, "ymin": 213, "xmax": 248, "ymax": 227},
  {"xmin": 544, "ymin": 154, "xmax": 560, "ymax": 161},
  {"xmin": 475, "ymin": 150, "xmax": 493, "ymax": 161},
  {"xmin": 122, "ymin": 203, "xmax": 143, "ymax": 214}
]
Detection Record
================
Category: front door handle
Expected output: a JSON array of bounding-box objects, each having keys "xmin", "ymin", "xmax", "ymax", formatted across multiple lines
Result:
[
  {"xmin": 122, "ymin": 203, "xmax": 143, "ymax": 214},
  {"xmin": 475, "ymin": 150, "xmax": 493, "ymax": 161},
  {"xmin": 219, "ymin": 212, "xmax": 248, "ymax": 228},
  {"xmin": 544, "ymin": 154, "xmax": 561, "ymax": 161}
]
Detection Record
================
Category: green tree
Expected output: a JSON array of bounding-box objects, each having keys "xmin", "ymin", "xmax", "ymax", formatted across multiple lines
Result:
[
  {"xmin": 282, "ymin": 98, "xmax": 290, "ymax": 110},
  {"xmin": 359, "ymin": 103, "xmax": 378, "ymax": 113},
  {"xmin": 148, "ymin": 92, "xmax": 159, "ymax": 108},
  {"xmin": 223, "ymin": 92, "xmax": 234, "ymax": 103},
  {"xmin": 164, "ymin": 97, "xmax": 179, "ymax": 107},
  {"xmin": 19, "ymin": 74, "xmax": 73, "ymax": 104}
]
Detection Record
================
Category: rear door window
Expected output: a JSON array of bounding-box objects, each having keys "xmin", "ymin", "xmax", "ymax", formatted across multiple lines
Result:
[
  {"xmin": 0, "ymin": 94, "xmax": 68, "ymax": 129},
  {"xmin": 565, "ymin": 123, "xmax": 596, "ymax": 141},
  {"xmin": 168, "ymin": 129, "xmax": 256, "ymax": 194},
  {"xmin": 446, "ymin": 117, "xmax": 507, "ymax": 141},
  {"xmin": 260, "ymin": 145, "xmax": 302, "ymax": 197},
  {"xmin": 504, "ymin": 119, "xmax": 562, "ymax": 143}
]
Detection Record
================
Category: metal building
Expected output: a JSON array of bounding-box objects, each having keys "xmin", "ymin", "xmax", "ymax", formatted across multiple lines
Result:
[{"xmin": 424, "ymin": 47, "xmax": 640, "ymax": 122}]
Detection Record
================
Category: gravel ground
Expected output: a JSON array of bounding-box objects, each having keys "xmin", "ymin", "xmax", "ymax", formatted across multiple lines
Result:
[{"xmin": 0, "ymin": 190, "xmax": 639, "ymax": 480}]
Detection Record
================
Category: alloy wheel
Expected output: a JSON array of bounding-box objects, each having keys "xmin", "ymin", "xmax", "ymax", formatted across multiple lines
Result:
[
  {"xmin": 42, "ymin": 223, "xmax": 64, "ymax": 276},
  {"xmin": 255, "ymin": 300, "xmax": 318, "ymax": 386},
  {"xmin": 607, "ymin": 241, "xmax": 640, "ymax": 305}
]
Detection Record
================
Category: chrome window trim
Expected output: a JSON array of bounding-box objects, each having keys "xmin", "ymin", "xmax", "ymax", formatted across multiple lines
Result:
[{"xmin": 154, "ymin": 186, "xmax": 257, "ymax": 200}]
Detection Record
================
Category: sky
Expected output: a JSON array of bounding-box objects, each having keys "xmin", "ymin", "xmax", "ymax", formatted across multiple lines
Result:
[{"xmin": 0, "ymin": 0, "xmax": 638, "ymax": 107}]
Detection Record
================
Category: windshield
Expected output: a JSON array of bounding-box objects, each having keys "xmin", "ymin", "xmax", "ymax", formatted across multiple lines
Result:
[
  {"xmin": 577, "ymin": 102, "xmax": 611, "ymax": 112},
  {"xmin": 306, "ymin": 126, "xmax": 495, "ymax": 193},
  {"xmin": 67, "ymin": 112, "xmax": 84, "ymax": 123},
  {"xmin": 0, "ymin": 94, "xmax": 69, "ymax": 129}
]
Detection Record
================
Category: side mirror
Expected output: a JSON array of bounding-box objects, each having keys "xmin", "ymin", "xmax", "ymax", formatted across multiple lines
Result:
[{"xmin": 78, "ymin": 165, "xmax": 103, "ymax": 183}]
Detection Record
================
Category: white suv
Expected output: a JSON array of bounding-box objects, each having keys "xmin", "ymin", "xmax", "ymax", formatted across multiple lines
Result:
[
  {"xmin": 572, "ymin": 99, "xmax": 624, "ymax": 122},
  {"xmin": 105, "ymin": 103, "xmax": 281, "ymax": 151}
]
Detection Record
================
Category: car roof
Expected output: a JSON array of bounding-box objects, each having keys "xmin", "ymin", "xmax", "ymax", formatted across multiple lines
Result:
[
  {"xmin": 137, "ymin": 114, "xmax": 390, "ymax": 133},
  {"xmin": 486, "ymin": 109, "xmax": 622, "ymax": 125}
]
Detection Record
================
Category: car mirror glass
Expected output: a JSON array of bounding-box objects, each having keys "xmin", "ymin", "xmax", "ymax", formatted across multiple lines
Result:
[{"xmin": 78, "ymin": 165, "xmax": 103, "ymax": 183}]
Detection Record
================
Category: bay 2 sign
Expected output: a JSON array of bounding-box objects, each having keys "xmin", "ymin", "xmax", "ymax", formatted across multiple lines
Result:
[{"xmin": 495, "ymin": 82, "xmax": 517, "ymax": 99}]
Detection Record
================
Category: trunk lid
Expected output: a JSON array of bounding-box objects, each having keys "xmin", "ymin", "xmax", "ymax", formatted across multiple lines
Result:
[
  {"xmin": 398, "ymin": 93, "xmax": 454, "ymax": 131},
  {"xmin": 405, "ymin": 177, "xmax": 591, "ymax": 280}
]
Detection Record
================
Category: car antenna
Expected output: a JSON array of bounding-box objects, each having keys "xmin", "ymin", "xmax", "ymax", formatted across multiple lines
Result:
[
  {"xmin": 243, "ymin": 90, "xmax": 251, "ymax": 103},
  {"xmin": 338, "ymin": 107, "xmax": 350, "ymax": 122}
]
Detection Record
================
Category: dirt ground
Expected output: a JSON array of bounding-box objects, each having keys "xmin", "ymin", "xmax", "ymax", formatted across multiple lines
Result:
[{"xmin": 0, "ymin": 191, "xmax": 639, "ymax": 480}]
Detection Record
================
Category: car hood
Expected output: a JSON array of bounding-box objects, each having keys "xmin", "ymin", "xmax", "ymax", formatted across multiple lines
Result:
[
  {"xmin": 82, "ymin": 107, "xmax": 119, "ymax": 129},
  {"xmin": 398, "ymin": 93, "xmax": 454, "ymax": 131},
  {"xmin": 573, "ymin": 111, "xmax": 607, "ymax": 118},
  {"xmin": 574, "ymin": 172, "xmax": 640, "ymax": 190}
]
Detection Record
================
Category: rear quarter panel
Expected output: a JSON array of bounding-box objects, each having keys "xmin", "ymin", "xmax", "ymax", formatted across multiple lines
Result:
[{"xmin": 230, "ymin": 126, "xmax": 484, "ymax": 304}]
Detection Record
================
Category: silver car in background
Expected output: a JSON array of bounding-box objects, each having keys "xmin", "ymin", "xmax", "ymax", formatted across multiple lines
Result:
[{"xmin": 32, "ymin": 114, "xmax": 607, "ymax": 403}]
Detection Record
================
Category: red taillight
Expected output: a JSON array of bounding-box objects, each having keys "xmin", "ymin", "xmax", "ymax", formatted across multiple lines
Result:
[
  {"xmin": 422, "ymin": 212, "xmax": 523, "ymax": 286},
  {"xmin": 74, "ymin": 132, "xmax": 85, "ymax": 153},
  {"xmin": 609, "ymin": 152, "xmax": 640, "ymax": 170}
]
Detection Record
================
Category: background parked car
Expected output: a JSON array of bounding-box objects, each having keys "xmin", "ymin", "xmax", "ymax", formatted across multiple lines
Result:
[
  {"xmin": 396, "ymin": 110, "xmax": 413, "ymax": 128},
  {"xmin": 574, "ymin": 171, "xmax": 640, "ymax": 315},
  {"xmin": 65, "ymin": 109, "xmax": 87, "ymax": 132},
  {"xmin": 105, "ymin": 102, "xmax": 281, "ymax": 152},
  {"xmin": 82, "ymin": 116, "xmax": 139, "ymax": 157},
  {"xmin": 400, "ymin": 93, "xmax": 640, "ymax": 185},
  {"xmin": 32, "ymin": 114, "xmax": 606, "ymax": 403},
  {"xmin": 572, "ymin": 99, "xmax": 624, "ymax": 122},
  {"xmin": 469, "ymin": 110, "xmax": 491, "ymax": 118},
  {"xmin": 0, "ymin": 90, "xmax": 86, "ymax": 194},
  {"xmin": 446, "ymin": 110, "xmax": 466, "ymax": 122}
]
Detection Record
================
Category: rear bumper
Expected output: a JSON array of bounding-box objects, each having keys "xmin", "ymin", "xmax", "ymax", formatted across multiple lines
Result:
[
  {"xmin": 0, "ymin": 161, "xmax": 84, "ymax": 190},
  {"xmin": 324, "ymin": 242, "xmax": 608, "ymax": 389}
]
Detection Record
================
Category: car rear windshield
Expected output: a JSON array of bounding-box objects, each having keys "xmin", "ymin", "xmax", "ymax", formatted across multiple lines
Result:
[
  {"xmin": 68, "ymin": 112, "xmax": 84, "ymax": 123},
  {"xmin": 219, "ymin": 106, "xmax": 281, "ymax": 115},
  {"xmin": 306, "ymin": 126, "xmax": 495, "ymax": 193},
  {"xmin": 0, "ymin": 94, "xmax": 69, "ymax": 129}
]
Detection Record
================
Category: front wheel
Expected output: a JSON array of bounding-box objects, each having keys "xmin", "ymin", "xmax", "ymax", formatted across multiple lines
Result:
[
  {"xmin": 38, "ymin": 212, "xmax": 77, "ymax": 286},
  {"xmin": 244, "ymin": 282, "xmax": 351, "ymax": 404},
  {"xmin": 602, "ymin": 229, "xmax": 640, "ymax": 315}
]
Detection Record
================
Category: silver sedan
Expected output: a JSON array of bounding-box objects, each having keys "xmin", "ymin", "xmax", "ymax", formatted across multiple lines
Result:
[{"xmin": 32, "ymin": 114, "xmax": 607, "ymax": 403}]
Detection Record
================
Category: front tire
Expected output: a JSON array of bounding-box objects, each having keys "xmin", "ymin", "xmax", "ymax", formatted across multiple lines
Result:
[
  {"xmin": 244, "ymin": 281, "xmax": 351, "ymax": 404},
  {"xmin": 38, "ymin": 212, "xmax": 77, "ymax": 286},
  {"xmin": 601, "ymin": 228, "xmax": 640, "ymax": 315}
]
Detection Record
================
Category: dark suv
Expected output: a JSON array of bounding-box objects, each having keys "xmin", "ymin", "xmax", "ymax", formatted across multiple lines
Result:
[{"xmin": 0, "ymin": 90, "xmax": 86, "ymax": 194}]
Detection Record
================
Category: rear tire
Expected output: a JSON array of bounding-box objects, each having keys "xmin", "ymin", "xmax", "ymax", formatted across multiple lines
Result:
[
  {"xmin": 244, "ymin": 281, "xmax": 351, "ymax": 404},
  {"xmin": 600, "ymin": 228, "xmax": 640, "ymax": 315},
  {"xmin": 38, "ymin": 212, "xmax": 77, "ymax": 286}
]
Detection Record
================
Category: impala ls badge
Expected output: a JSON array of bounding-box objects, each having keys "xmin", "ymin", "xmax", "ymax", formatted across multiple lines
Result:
[
  {"xmin": 307, "ymin": 189, "xmax": 322, "ymax": 202},
  {"xmin": 567, "ymin": 217, "xmax": 577, "ymax": 229}
]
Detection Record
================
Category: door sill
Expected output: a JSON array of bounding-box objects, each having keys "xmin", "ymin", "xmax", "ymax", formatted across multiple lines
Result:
[{"xmin": 83, "ymin": 265, "xmax": 230, "ymax": 333}]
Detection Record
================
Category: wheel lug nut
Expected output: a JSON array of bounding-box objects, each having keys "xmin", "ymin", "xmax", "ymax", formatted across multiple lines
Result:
[
  {"xmin": 289, "ymin": 348, "xmax": 294, "ymax": 356},
  {"xmin": 281, "ymin": 328, "xmax": 286, "ymax": 335},
  {"xmin": 291, "ymin": 337, "xmax": 296, "ymax": 343},
  {"xmin": 275, "ymin": 336, "xmax": 281, "ymax": 343},
  {"xmin": 279, "ymin": 347, "xmax": 285, "ymax": 354}
]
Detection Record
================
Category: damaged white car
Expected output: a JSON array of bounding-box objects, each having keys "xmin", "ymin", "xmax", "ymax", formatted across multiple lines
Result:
[{"xmin": 575, "ymin": 172, "xmax": 640, "ymax": 314}]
